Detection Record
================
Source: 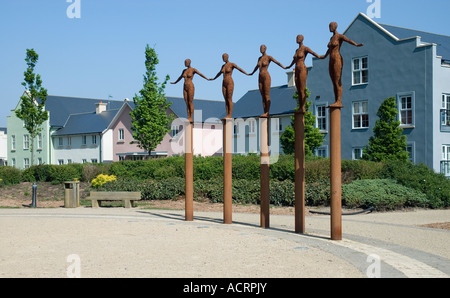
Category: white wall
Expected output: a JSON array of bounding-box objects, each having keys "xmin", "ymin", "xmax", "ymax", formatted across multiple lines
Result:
[{"xmin": 53, "ymin": 134, "xmax": 101, "ymax": 164}]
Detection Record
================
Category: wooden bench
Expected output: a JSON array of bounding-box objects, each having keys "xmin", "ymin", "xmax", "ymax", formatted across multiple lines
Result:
[{"xmin": 88, "ymin": 192, "xmax": 141, "ymax": 208}]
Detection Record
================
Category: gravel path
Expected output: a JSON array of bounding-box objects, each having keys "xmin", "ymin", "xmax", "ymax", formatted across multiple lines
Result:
[{"xmin": 0, "ymin": 207, "xmax": 449, "ymax": 279}]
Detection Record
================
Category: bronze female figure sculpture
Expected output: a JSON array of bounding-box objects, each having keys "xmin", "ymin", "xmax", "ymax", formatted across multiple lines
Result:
[
  {"xmin": 171, "ymin": 59, "xmax": 209, "ymax": 122},
  {"xmin": 320, "ymin": 22, "xmax": 363, "ymax": 107},
  {"xmin": 209, "ymin": 53, "xmax": 249, "ymax": 119},
  {"xmin": 249, "ymin": 45, "xmax": 286, "ymax": 117},
  {"xmin": 285, "ymin": 35, "xmax": 321, "ymax": 113}
]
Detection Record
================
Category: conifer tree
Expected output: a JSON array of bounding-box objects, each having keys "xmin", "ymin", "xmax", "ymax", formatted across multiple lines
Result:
[
  {"xmin": 363, "ymin": 96, "xmax": 409, "ymax": 162},
  {"xmin": 280, "ymin": 89, "xmax": 324, "ymax": 156}
]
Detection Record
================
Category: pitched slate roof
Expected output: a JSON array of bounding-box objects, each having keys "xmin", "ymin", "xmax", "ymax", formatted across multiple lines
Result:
[
  {"xmin": 42, "ymin": 95, "xmax": 125, "ymax": 127},
  {"xmin": 166, "ymin": 97, "xmax": 226, "ymax": 122},
  {"xmin": 52, "ymin": 109, "xmax": 120, "ymax": 136},
  {"xmin": 379, "ymin": 24, "xmax": 450, "ymax": 61},
  {"xmin": 231, "ymin": 85, "xmax": 296, "ymax": 119}
]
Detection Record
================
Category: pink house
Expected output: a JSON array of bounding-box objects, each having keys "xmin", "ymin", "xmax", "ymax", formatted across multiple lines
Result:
[{"xmin": 107, "ymin": 97, "xmax": 225, "ymax": 161}]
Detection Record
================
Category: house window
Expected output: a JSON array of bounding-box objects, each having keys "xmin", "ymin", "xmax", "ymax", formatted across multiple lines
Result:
[
  {"xmin": 406, "ymin": 144, "xmax": 415, "ymax": 162},
  {"xmin": 11, "ymin": 158, "xmax": 16, "ymax": 167},
  {"xmin": 352, "ymin": 57, "xmax": 369, "ymax": 85},
  {"xmin": 24, "ymin": 158, "xmax": 29, "ymax": 169},
  {"xmin": 272, "ymin": 118, "xmax": 281, "ymax": 132},
  {"xmin": 37, "ymin": 134, "xmax": 42, "ymax": 150},
  {"xmin": 316, "ymin": 105, "xmax": 327, "ymax": 131},
  {"xmin": 442, "ymin": 145, "xmax": 450, "ymax": 177},
  {"xmin": 24, "ymin": 135, "xmax": 30, "ymax": 150},
  {"xmin": 67, "ymin": 159, "xmax": 72, "ymax": 164},
  {"xmin": 399, "ymin": 95, "xmax": 414, "ymax": 126},
  {"xmin": 352, "ymin": 101, "xmax": 369, "ymax": 129},
  {"xmin": 234, "ymin": 124, "xmax": 240, "ymax": 135},
  {"xmin": 58, "ymin": 137, "xmax": 64, "ymax": 147},
  {"xmin": 92, "ymin": 135, "xmax": 97, "ymax": 145},
  {"xmin": 58, "ymin": 159, "xmax": 64, "ymax": 165},
  {"xmin": 316, "ymin": 147, "xmax": 327, "ymax": 158},
  {"xmin": 119, "ymin": 129, "xmax": 125, "ymax": 141},
  {"xmin": 11, "ymin": 135, "xmax": 16, "ymax": 151},
  {"xmin": 91, "ymin": 159, "xmax": 98, "ymax": 163},
  {"xmin": 82, "ymin": 159, "xmax": 87, "ymax": 164},
  {"xmin": 249, "ymin": 119, "xmax": 256, "ymax": 134},
  {"xmin": 442, "ymin": 94, "xmax": 450, "ymax": 126},
  {"xmin": 82, "ymin": 136, "xmax": 87, "ymax": 145},
  {"xmin": 68, "ymin": 137, "xmax": 72, "ymax": 147},
  {"xmin": 171, "ymin": 126, "xmax": 179, "ymax": 138},
  {"xmin": 352, "ymin": 147, "xmax": 364, "ymax": 160}
]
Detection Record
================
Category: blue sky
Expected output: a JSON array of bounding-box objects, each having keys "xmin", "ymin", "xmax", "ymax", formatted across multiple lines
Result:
[{"xmin": 1, "ymin": 0, "xmax": 449, "ymax": 127}]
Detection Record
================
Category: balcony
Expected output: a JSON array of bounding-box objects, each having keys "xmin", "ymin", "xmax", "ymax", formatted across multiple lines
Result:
[
  {"xmin": 441, "ymin": 109, "xmax": 450, "ymax": 132},
  {"xmin": 441, "ymin": 161, "xmax": 450, "ymax": 177}
]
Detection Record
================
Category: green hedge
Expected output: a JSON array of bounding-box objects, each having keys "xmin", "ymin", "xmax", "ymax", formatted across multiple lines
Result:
[
  {"xmin": 2, "ymin": 156, "xmax": 449, "ymax": 210},
  {"xmin": 342, "ymin": 179, "xmax": 428, "ymax": 211}
]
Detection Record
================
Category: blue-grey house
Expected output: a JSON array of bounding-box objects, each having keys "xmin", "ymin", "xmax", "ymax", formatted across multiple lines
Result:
[{"xmin": 232, "ymin": 13, "xmax": 450, "ymax": 177}]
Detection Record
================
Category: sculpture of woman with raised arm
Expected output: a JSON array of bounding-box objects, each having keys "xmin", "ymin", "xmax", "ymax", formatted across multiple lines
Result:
[
  {"xmin": 249, "ymin": 45, "xmax": 286, "ymax": 117},
  {"xmin": 285, "ymin": 35, "xmax": 321, "ymax": 113},
  {"xmin": 171, "ymin": 59, "xmax": 209, "ymax": 122},
  {"xmin": 209, "ymin": 53, "xmax": 249, "ymax": 119},
  {"xmin": 320, "ymin": 22, "xmax": 363, "ymax": 107}
]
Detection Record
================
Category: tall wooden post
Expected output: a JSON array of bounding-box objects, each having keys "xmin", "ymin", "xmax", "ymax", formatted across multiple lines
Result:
[
  {"xmin": 294, "ymin": 111, "xmax": 306, "ymax": 234},
  {"xmin": 329, "ymin": 105, "xmax": 342, "ymax": 240},
  {"xmin": 222, "ymin": 118, "xmax": 233, "ymax": 224},
  {"xmin": 185, "ymin": 120, "xmax": 194, "ymax": 222},
  {"xmin": 260, "ymin": 117, "xmax": 270, "ymax": 228}
]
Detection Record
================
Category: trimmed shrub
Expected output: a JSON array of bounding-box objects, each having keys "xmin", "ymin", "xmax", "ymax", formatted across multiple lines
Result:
[
  {"xmin": 0, "ymin": 166, "xmax": 22, "ymax": 185},
  {"xmin": 382, "ymin": 160, "xmax": 450, "ymax": 208},
  {"xmin": 342, "ymin": 179, "xmax": 428, "ymax": 211}
]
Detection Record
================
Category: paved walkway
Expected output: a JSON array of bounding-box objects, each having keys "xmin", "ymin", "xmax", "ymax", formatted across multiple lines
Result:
[{"xmin": 0, "ymin": 207, "xmax": 449, "ymax": 278}]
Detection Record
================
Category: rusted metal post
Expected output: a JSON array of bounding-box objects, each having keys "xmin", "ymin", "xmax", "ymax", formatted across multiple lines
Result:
[
  {"xmin": 260, "ymin": 117, "xmax": 270, "ymax": 228},
  {"xmin": 222, "ymin": 118, "xmax": 233, "ymax": 224},
  {"xmin": 329, "ymin": 105, "xmax": 342, "ymax": 240},
  {"xmin": 294, "ymin": 111, "xmax": 306, "ymax": 234},
  {"xmin": 185, "ymin": 120, "xmax": 194, "ymax": 221}
]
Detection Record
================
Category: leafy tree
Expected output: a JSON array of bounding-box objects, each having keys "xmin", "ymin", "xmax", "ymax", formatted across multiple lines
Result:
[
  {"xmin": 16, "ymin": 49, "xmax": 49, "ymax": 166},
  {"xmin": 130, "ymin": 45, "xmax": 173, "ymax": 155},
  {"xmin": 280, "ymin": 89, "xmax": 324, "ymax": 156},
  {"xmin": 363, "ymin": 96, "xmax": 409, "ymax": 162}
]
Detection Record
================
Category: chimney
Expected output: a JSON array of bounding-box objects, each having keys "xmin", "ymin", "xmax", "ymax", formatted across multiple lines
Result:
[
  {"xmin": 287, "ymin": 70, "xmax": 295, "ymax": 87},
  {"xmin": 96, "ymin": 101, "xmax": 107, "ymax": 114}
]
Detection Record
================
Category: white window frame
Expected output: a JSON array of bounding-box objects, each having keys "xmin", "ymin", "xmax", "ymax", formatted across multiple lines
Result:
[
  {"xmin": 315, "ymin": 146, "xmax": 328, "ymax": 158},
  {"xmin": 58, "ymin": 159, "xmax": 64, "ymax": 165},
  {"xmin": 443, "ymin": 145, "xmax": 450, "ymax": 161},
  {"xmin": 398, "ymin": 92, "xmax": 415, "ymax": 127},
  {"xmin": 248, "ymin": 119, "xmax": 257, "ymax": 135},
  {"xmin": 58, "ymin": 137, "xmax": 64, "ymax": 147},
  {"xmin": 442, "ymin": 94, "xmax": 450, "ymax": 126},
  {"xmin": 82, "ymin": 135, "xmax": 87, "ymax": 145},
  {"xmin": 352, "ymin": 56, "xmax": 369, "ymax": 85},
  {"xmin": 37, "ymin": 134, "xmax": 42, "ymax": 150},
  {"xmin": 92, "ymin": 135, "xmax": 97, "ymax": 145},
  {"xmin": 68, "ymin": 137, "xmax": 72, "ymax": 147},
  {"xmin": 11, "ymin": 135, "xmax": 16, "ymax": 151},
  {"xmin": 24, "ymin": 135, "xmax": 30, "ymax": 150},
  {"xmin": 406, "ymin": 143, "xmax": 415, "ymax": 163},
  {"xmin": 272, "ymin": 118, "xmax": 281, "ymax": 133},
  {"xmin": 352, "ymin": 101, "xmax": 369, "ymax": 129},
  {"xmin": 24, "ymin": 158, "xmax": 30, "ymax": 169},
  {"xmin": 316, "ymin": 105, "xmax": 327, "ymax": 131},
  {"xmin": 352, "ymin": 147, "xmax": 364, "ymax": 160},
  {"xmin": 119, "ymin": 128, "xmax": 125, "ymax": 141},
  {"xmin": 11, "ymin": 158, "xmax": 16, "ymax": 168}
]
